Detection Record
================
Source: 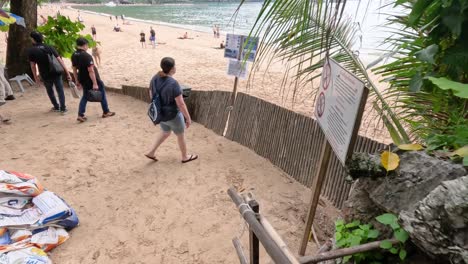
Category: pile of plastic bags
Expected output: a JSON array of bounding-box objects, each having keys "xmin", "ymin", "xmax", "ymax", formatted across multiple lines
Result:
[{"xmin": 0, "ymin": 170, "xmax": 79, "ymax": 263}]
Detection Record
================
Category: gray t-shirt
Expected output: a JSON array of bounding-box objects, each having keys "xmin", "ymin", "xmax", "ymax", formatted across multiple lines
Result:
[{"xmin": 150, "ymin": 74, "xmax": 182, "ymax": 112}]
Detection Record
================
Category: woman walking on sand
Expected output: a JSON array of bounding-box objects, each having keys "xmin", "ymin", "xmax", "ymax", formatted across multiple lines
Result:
[{"xmin": 145, "ymin": 57, "xmax": 198, "ymax": 164}]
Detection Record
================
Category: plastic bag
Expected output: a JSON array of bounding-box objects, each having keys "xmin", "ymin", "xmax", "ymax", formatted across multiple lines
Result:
[
  {"xmin": 0, "ymin": 246, "xmax": 51, "ymax": 264},
  {"xmin": 31, "ymin": 227, "xmax": 68, "ymax": 252},
  {"xmin": 0, "ymin": 171, "xmax": 43, "ymax": 197}
]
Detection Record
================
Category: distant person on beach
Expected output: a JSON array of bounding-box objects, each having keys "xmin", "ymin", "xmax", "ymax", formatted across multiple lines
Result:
[
  {"xmin": 178, "ymin": 32, "xmax": 189, "ymax": 39},
  {"xmin": 220, "ymin": 40, "xmax": 225, "ymax": 49},
  {"xmin": 40, "ymin": 15, "xmax": 47, "ymax": 25},
  {"xmin": 140, "ymin": 31, "xmax": 146, "ymax": 48},
  {"xmin": 72, "ymin": 37, "xmax": 115, "ymax": 123},
  {"xmin": 92, "ymin": 45, "xmax": 101, "ymax": 67},
  {"xmin": 115, "ymin": 15, "xmax": 118, "ymax": 21},
  {"xmin": 216, "ymin": 25, "xmax": 220, "ymax": 38},
  {"xmin": 213, "ymin": 25, "xmax": 217, "ymax": 38},
  {"xmin": 110, "ymin": 15, "xmax": 112, "ymax": 21},
  {"xmin": 149, "ymin": 27, "xmax": 156, "ymax": 48},
  {"xmin": 28, "ymin": 31, "xmax": 71, "ymax": 114},
  {"xmin": 121, "ymin": 14, "xmax": 125, "ymax": 22},
  {"xmin": 145, "ymin": 57, "xmax": 198, "ymax": 164},
  {"xmin": 91, "ymin": 25, "xmax": 97, "ymax": 40},
  {"xmin": 113, "ymin": 24, "xmax": 122, "ymax": 32}
]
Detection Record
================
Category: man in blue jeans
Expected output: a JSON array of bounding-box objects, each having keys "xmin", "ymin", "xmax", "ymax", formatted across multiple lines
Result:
[
  {"xmin": 28, "ymin": 31, "xmax": 71, "ymax": 114},
  {"xmin": 71, "ymin": 37, "xmax": 115, "ymax": 122}
]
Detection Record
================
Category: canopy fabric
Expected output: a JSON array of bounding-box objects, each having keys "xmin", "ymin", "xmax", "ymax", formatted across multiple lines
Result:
[{"xmin": 0, "ymin": 9, "xmax": 25, "ymax": 28}]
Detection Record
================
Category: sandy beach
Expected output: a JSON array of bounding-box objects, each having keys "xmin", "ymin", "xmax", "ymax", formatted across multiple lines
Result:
[
  {"xmin": 0, "ymin": 87, "xmax": 339, "ymax": 263},
  {"xmin": 24, "ymin": 4, "xmax": 390, "ymax": 143}
]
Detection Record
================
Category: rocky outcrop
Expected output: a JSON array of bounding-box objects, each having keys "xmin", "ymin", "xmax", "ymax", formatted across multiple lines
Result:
[
  {"xmin": 344, "ymin": 151, "xmax": 467, "ymax": 263},
  {"xmin": 400, "ymin": 176, "xmax": 468, "ymax": 264}
]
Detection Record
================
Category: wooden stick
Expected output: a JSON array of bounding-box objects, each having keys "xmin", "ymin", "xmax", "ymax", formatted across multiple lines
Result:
[
  {"xmin": 259, "ymin": 215, "xmax": 300, "ymax": 264},
  {"xmin": 311, "ymin": 225, "xmax": 321, "ymax": 248},
  {"xmin": 232, "ymin": 237, "xmax": 248, "ymax": 264},
  {"xmin": 299, "ymin": 140, "xmax": 332, "ymax": 255},
  {"xmin": 299, "ymin": 238, "xmax": 400, "ymax": 264}
]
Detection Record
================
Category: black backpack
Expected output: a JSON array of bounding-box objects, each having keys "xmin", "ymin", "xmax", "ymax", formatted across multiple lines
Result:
[{"xmin": 40, "ymin": 45, "xmax": 64, "ymax": 75}]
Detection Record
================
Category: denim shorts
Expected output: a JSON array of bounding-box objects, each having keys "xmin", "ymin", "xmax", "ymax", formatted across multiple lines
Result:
[{"xmin": 160, "ymin": 112, "xmax": 185, "ymax": 134}]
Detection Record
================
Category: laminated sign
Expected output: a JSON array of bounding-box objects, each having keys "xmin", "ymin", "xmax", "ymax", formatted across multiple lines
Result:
[{"xmin": 314, "ymin": 58, "xmax": 366, "ymax": 165}]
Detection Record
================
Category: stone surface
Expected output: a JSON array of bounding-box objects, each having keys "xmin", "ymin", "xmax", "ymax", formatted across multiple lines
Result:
[
  {"xmin": 344, "ymin": 151, "xmax": 467, "ymax": 263},
  {"xmin": 400, "ymin": 176, "xmax": 468, "ymax": 264},
  {"xmin": 369, "ymin": 151, "xmax": 466, "ymax": 213}
]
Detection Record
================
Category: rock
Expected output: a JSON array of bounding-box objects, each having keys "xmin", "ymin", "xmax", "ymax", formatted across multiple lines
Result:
[
  {"xmin": 400, "ymin": 176, "xmax": 468, "ymax": 264},
  {"xmin": 369, "ymin": 151, "xmax": 466, "ymax": 213}
]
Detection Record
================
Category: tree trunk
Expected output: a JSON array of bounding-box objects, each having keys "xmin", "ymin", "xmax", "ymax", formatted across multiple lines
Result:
[{"xmin": 6, "ymin": 0, "xmax": 37, "ymax": 78}]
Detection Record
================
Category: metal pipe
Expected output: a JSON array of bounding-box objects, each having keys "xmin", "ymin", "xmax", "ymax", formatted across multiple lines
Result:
[
  {"xmin": 228, "ymin": 187, "xmax": 292, "ymax": 264},
  {"xmin": 232, "ymin": 237, "xmax": 248, "ymax": 264}
]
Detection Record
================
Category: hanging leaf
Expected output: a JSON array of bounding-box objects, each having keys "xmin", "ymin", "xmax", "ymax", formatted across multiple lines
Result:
[
  {"xmin": 398, "ymin": 144, "xmax": 424, "ymax": 151},
  {"xmin": 395, "ymin": 228, "xmax": 409, "ymax": 243},
  {"xmin": 380, "ymin": 240, "xmax": 393, "ymax": 249},
  {"xmin": 381, "ymin": 151, "xmax": 400, "ymax": 171},
  {"xmin": 415, "ymin": 44, "xmax": 439, "ymax": 64},
  {"xmin": 427, "ymin": 77, "xmax": 468, "ymax": 98},
  {"xmin": 409, "ymin": 71, "xmax": 423, "ymax": 92},
  {"xmin": 452, "ymin": 145, "xmax": 468, "ymax": 157},
  {"xmin": 399, "ymin": 249, "xmax": 408, "ymax": 260},
  {"xmin": 376, "ymin": 213, "xmax": 398, "ymax": 225}
]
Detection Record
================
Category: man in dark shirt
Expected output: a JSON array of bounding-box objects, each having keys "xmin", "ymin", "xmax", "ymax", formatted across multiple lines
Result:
[
  {"xmin": 149, "ymin": 27, "xmax": 156, "ymax": 48},
  {"xmin": 28, "ymin": 31, "xmax": 71, "ymax": 114},
  {"xmin": 71, "ymin": 37, "xmax": 115, "ymax": 123}
]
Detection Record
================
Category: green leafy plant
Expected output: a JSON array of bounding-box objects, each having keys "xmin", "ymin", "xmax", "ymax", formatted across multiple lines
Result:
[
  {"xmin": 37, "ymin": 14, "xmax": 96, "ymax": 58},
  {"xmin": 335, "ymin": 213, "xmax": 409, "ymax": 263},
  {"xmin": 374, "ymin": 0, "xmax": 468, "ymax": 151},
  {"xmin": 376, "ymin": 214, "xmax": 409, "ymax": 261},
  {"xmin": 335, "ymin": 219, "xmax": 382, "ymax": 263}
]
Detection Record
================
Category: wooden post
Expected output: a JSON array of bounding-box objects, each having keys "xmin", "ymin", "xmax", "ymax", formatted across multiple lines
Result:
[
  {"xmin": 230, "ymin": 76, "xmax": 239, "ymax": 106},
  {"xmin": 248, "ymin": 199, "xmax": 260, "ymax": 264},
  {"xmin": 299, "ymin": 140, "xmax": 332, "ymax": 256}
]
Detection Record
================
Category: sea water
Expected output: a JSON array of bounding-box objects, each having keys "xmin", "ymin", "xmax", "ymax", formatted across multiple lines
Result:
[{"xmin": 76, "ymin": 0, "xmax": 403, "ymax": 65}]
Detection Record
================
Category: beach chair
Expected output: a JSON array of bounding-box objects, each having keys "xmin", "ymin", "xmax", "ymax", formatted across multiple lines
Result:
[{"xmin": 9, "ymin": 74, "xmax": 35, "ymax": 92}]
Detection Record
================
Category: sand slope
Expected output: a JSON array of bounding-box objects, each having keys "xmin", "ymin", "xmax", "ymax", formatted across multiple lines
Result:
[{"xmin": 0, "ymin": 88, "xmax": 339, "ymax": 263}]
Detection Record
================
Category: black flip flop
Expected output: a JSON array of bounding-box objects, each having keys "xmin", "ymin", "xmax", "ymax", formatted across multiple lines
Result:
[
  {"xmin": 145, "ymin": 154, "xmax": 158, "ymax": 162},
  {"xmin": 182, "ymin": 154, "xmax": 198, "ymax": 164}
]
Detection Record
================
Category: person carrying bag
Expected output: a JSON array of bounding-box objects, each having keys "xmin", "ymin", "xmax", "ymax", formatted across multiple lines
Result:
[{"xmin": 145, "ymin": 57, "xmax": 198, "ymax": 164}]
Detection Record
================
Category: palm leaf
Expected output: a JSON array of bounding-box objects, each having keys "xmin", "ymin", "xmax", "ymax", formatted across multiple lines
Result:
[{"xmin": 234, "ymin": 0, "xmax": 410, "ymax": 144}]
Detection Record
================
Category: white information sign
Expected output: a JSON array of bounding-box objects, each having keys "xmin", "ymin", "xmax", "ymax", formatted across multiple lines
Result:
[
  {"xmin": 314, "ymin": 58, "xmax": 366, "ymax": 166},
  {"xmin": 224, "ymin": 34, "xmax": 258, "ymax": 62},
  {"xmin": 227, "ymin": 59, "xmax": 248, "ymax": 79}
]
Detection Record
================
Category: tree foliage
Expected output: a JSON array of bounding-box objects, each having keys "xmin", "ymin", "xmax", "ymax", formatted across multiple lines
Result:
[
  {"xmin": 37, "ymin": 14, "xmax": 96, "ymax": 58},
  {"xmin": 374, "ymin": 0, "xmax": 468, "ymax": 151}
]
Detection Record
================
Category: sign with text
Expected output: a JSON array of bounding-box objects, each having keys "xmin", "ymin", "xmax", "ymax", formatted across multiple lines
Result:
[
  {"xmin": 227, "ymin": 59, "xmax": 248, "ymax": 79},
  {"xmin": 314, "ymin": 58, "xmax": 366, "ymax": 166},
  {"xmin": 224, "ymin": 34, "xmax": 258, "ymax": 62}
]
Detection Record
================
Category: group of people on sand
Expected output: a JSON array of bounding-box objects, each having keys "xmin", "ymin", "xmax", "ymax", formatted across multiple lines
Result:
[
  {"xmin": 140, "ymin": 26, "xmax": 157, "ymax": 48},
  {"xmin": 3, "ymin": 30, "xmax": 198, "ymax": 164}
]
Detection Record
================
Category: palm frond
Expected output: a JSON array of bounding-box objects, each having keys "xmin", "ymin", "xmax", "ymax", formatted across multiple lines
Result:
[{"xmin": 235, "ymin": 0, "xmax": 410, "ymax": 144}]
